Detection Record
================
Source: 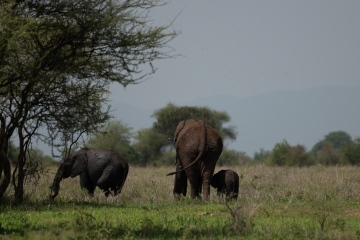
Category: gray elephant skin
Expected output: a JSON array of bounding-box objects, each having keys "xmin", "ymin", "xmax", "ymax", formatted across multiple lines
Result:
[
  {"xmin": 167, "ymin": 119, "xmax": 223, "ymax": 200},
  {"xmin": 51, "ymin": 148, "xmax": 129, "ymax": 199},
  {"xmin": 211, "ymin": 169, "xmax": 239, "ymax": 200}
]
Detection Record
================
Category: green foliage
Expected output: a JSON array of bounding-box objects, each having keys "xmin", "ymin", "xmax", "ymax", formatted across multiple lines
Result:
[
  {"xmin": 152, "ymin": 103, "xmax": 237, "ymax": 142},
  {"xmin": 311, "ymin": 131, "xmax": 352, "ymax": 155},
  {"xmin": 267, "ymin": 140, "xmax": 291, "ymax": 166},
  {"xmin": 150, "ymin": 151, "xmax": 176, "ymax": 167},
  {"xmin": 132, "ymin": 128, "xmax": 170, "ymax": 166},
  {"xmin": 267, "ymin": 140, "xmax": 315, "ymax": 166},
  {"xmin": 253, "ymin": 148, "xmax": 270, "ymax": 163},
  {"xmin": 28, "ymin": 149, "xmax": 58, "ymax": 166},
  {"xmin": 1, "ymin": 165, "xmax": 360, "ymax": 239},
  {"xmin": 225, "ymin": 201, "xmax": 257, "ymax": 236},
  {"xmin": 8, "ymin": 141, "xmax": 57, "ymax": 166},
  {"xmin": 129, "ymin": 103, "xmax": 237, "ymax": 166},
  {"xmin": 323, "ymin": 131, "xmax": 352, "ymax": 149},
  {"xmin": 0, "ymin": 0, "xmax": 178, "ymax": 203},
  {"xmin": 316, "ymin": 141, "xmax": 343, "ymax": 165},
  {"xmin": 310, "ymin": 131, "xmax": 354, "ymax": 165},
  {"xmin": 218, "ymin": 149, "xmax": 251, "ymax": 166},
  {"xmin": 289, "ymin": 144, "xmax": 316, "ymax": 166},
  {"xmin": 342, "ymin": 138, "xmax": 360, "ymax": 165},
  {"xmin": 86, "ymin": 120, "xmax": 140, "ymax": 164}
]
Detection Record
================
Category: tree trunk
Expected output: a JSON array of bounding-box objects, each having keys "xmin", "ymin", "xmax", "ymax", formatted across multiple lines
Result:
[
  {"xmin": 0, "ymin": 123, "xmax": 11, "ymax": 203},
  {"xmin": 0, "ymin": 151, "xmax": 11, "ymax": 202},
  {"xmin": 13, "ymin": 128, "xmax": 26, "ymax": 204},
  {"xmin": 13, "ymin": 153, "xmax": 25, "ymax": 204}
]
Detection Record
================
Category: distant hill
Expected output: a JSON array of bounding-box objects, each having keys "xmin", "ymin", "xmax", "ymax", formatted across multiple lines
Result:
[{"xmin": 186, "ymin": 86, "xmax": 360, "ymax": 155}]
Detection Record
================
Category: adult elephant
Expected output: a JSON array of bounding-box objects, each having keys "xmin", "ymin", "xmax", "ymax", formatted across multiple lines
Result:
[
  {"xmin": 211, "ymin": 169, "xmax": 239, "ymax": 200},
  {"xmin": 50, "ymin": 148, "xmax": 129, "ymax": 200},
  {"xmin": 167, "ymin": 119, "xmax": 223, "ymax": 199}
]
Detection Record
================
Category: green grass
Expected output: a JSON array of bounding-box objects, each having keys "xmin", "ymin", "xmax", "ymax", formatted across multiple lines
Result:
[{"xmin": 1, "ymin": 165, "xmax": 360, "ymax": 239}]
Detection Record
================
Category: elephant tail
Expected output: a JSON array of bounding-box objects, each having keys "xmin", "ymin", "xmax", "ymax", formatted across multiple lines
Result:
[
  {"xmin": 167, "ymin": 121, "xmax": 208, "ymax": 176},
  {"xmin": 166, "ymin": 155, "xmax": 202, "ymax": 176}
]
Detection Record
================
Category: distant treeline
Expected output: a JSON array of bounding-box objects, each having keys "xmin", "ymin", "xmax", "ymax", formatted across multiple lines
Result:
[{"xmin": 10, "ymin": 105, "xmax": 360, "ymax": 167}]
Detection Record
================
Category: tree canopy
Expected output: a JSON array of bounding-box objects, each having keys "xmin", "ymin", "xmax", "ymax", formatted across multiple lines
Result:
[
  {"xmin": 342, "ymin": 138, "xmax": 360, "ymax": 166},
  {"xmin": 311, "ymin": 131, "xmax": 352, "ymax": 156},
  {"xmin": 310, "ymin": 130, "xmax": 353, "ymax": 165},
  {"xmin": 0, "ymin": 0, "xmax": 178, "ymax": 203},
  {"xmin": 152, "ymin": 103, "xmax": 237, "ymax": 143}
]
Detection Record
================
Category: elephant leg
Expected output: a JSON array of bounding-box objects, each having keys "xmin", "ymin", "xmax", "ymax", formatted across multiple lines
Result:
[
  {"xmin": 187, "ymin": 167, "xmax": 202, "ymax": 199},
  {"xmin": 173, "ymin": 162, "xmax": 187, "ymax": 198},
  {"xmin": 104, "ymin": 189, "xmax": 112, "ymax": 197},
  {"xmin": 80, "ymin": 172, "xmax": 95, "ymax": 196},
  {"xmin": 231, "ymin": 184, "xmax": 239, "ymax": 199},
  {"xmin": 112, "ymin": 186, "xmax": 119, "ymax": 196},
  {"xmin": 217, "ymin": 188, "xmax": 222, "ymax": 198},
  {"xmin": 226, "ymin": 183, "xmax": 234, "ymax": 198},
  {"xmin": 201, "ymin": 159, "xmax": 217, "ymax": 200},
  {"xmin": 97, "ymin": 169, "xmax": 113, "ymax": 197}
]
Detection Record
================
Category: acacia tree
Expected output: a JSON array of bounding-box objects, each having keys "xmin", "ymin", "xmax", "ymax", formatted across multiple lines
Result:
[
  {"xmin": 152, "ymin": 103, "xmax": 237, "ymax": 142},
  {"xmin": 0, "ymin": 0, "xmax": 177, "ymax": 203},
  {"xmin": 131, "ymin": 103, "xmax": 237, "ymax": 164}
]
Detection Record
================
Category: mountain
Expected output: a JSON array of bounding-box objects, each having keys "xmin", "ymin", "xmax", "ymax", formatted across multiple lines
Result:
[{"xmin": 186, "ymin": 86, "xmax": 360, "ymax": 155}]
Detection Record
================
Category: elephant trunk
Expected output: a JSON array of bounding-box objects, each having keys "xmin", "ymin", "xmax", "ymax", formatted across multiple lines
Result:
[{"xmin": 50, "ymin": 166, "xmax": 63, "ymax": 200}]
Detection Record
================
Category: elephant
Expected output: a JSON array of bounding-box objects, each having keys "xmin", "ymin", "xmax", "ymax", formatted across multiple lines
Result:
[
  {"xmin": 50, "ymin": 148, "xmax": 129, "ymax": 199},
  {"xmin": 167, "ymin": 119, "xmax": 223, "ymax": 200},
  {"xmin": 211, "ymin": 169, "xmax": 239, "ymax": 200}
]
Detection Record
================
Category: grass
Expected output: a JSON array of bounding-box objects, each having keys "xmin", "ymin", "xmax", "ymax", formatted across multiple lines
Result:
[{"xmin": 1, "ymin": 165, "xmax": 360, "ymax": 239}]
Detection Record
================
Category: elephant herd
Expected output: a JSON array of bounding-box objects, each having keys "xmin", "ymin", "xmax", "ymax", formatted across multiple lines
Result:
[{"xmin": 50, "ymin": 119, "xmax": 239, "ymax": 201}]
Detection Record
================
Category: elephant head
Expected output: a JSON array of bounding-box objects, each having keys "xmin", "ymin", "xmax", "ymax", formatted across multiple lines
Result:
[{"xmin": 50, "ymin": 149, "xmax": 88, "ymax": 199}]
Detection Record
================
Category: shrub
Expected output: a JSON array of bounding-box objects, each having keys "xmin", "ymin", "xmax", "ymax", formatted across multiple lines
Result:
[
  {"xmin": 266, "ymin": 140, "xmax": 315, "ymax": 166},
  {"xmin": 218, "ymin": 149, "xmax": 251, "ymax": 166},
  {"xmin": 342, "ymin": 140, "xmax": 360, "ymax": 165}
]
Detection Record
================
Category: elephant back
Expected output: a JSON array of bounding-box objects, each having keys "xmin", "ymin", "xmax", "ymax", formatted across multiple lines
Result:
[
  {"xmin": 173, "ymin": 119, "xmax": 200, "ymax": 144},
  {"xmin": 175, "ymin": 120, "xmax": 223, "ymax": 169},
  {"xmin": 204, "ymin": 125, "xmax": 223, "ymax": 153}
]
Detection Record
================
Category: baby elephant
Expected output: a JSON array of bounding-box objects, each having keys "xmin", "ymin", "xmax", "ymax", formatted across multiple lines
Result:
[{"xmin": 211, "ymin": 169, "xmax": 239, "ymax": 200}]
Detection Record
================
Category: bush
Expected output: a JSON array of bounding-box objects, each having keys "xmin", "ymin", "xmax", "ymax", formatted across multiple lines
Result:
[
  {"xmin": 218, "ymin": 149, "xmax": 251, "ymax": 166},
  {"xmin": 253, "ymin": 148, "xmax": 270, "ymax": 163},
  {"xmin": 266, "ymin": 140, "xmax": 315, "ymax": 166},
  {"xmin": 316, "ymin": 141, "xmax": 344, "ymax": 165},
  {"xmin": 342, "ymin": 140, "xmax": 360, "ymax": 165}
]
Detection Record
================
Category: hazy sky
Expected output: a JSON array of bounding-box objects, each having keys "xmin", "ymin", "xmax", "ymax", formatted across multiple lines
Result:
[{"xmin": 110, "ymin": 0, "xmax": 360, "ymax": 110}]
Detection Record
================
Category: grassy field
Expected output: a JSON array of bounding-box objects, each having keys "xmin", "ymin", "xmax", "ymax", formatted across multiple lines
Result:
[{"xmin": 1, "ymin": 164, "xmax": 359, "ymax": 239}]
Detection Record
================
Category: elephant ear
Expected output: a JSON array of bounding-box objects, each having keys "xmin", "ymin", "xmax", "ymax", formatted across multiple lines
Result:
[{"xmin": 70, "ymin": 152, "xmax": 88, "ymax": 177}]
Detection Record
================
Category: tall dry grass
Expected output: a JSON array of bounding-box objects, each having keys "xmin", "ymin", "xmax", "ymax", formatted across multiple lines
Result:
[{"xmin": 16, "ymin": 164, "xmax": 360, "ymax": 207}]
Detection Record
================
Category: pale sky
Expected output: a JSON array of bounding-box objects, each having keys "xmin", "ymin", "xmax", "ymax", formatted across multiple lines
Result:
[{"xmin": 110, "ymin": 0, "xmax": 360, "ymax": 110}]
